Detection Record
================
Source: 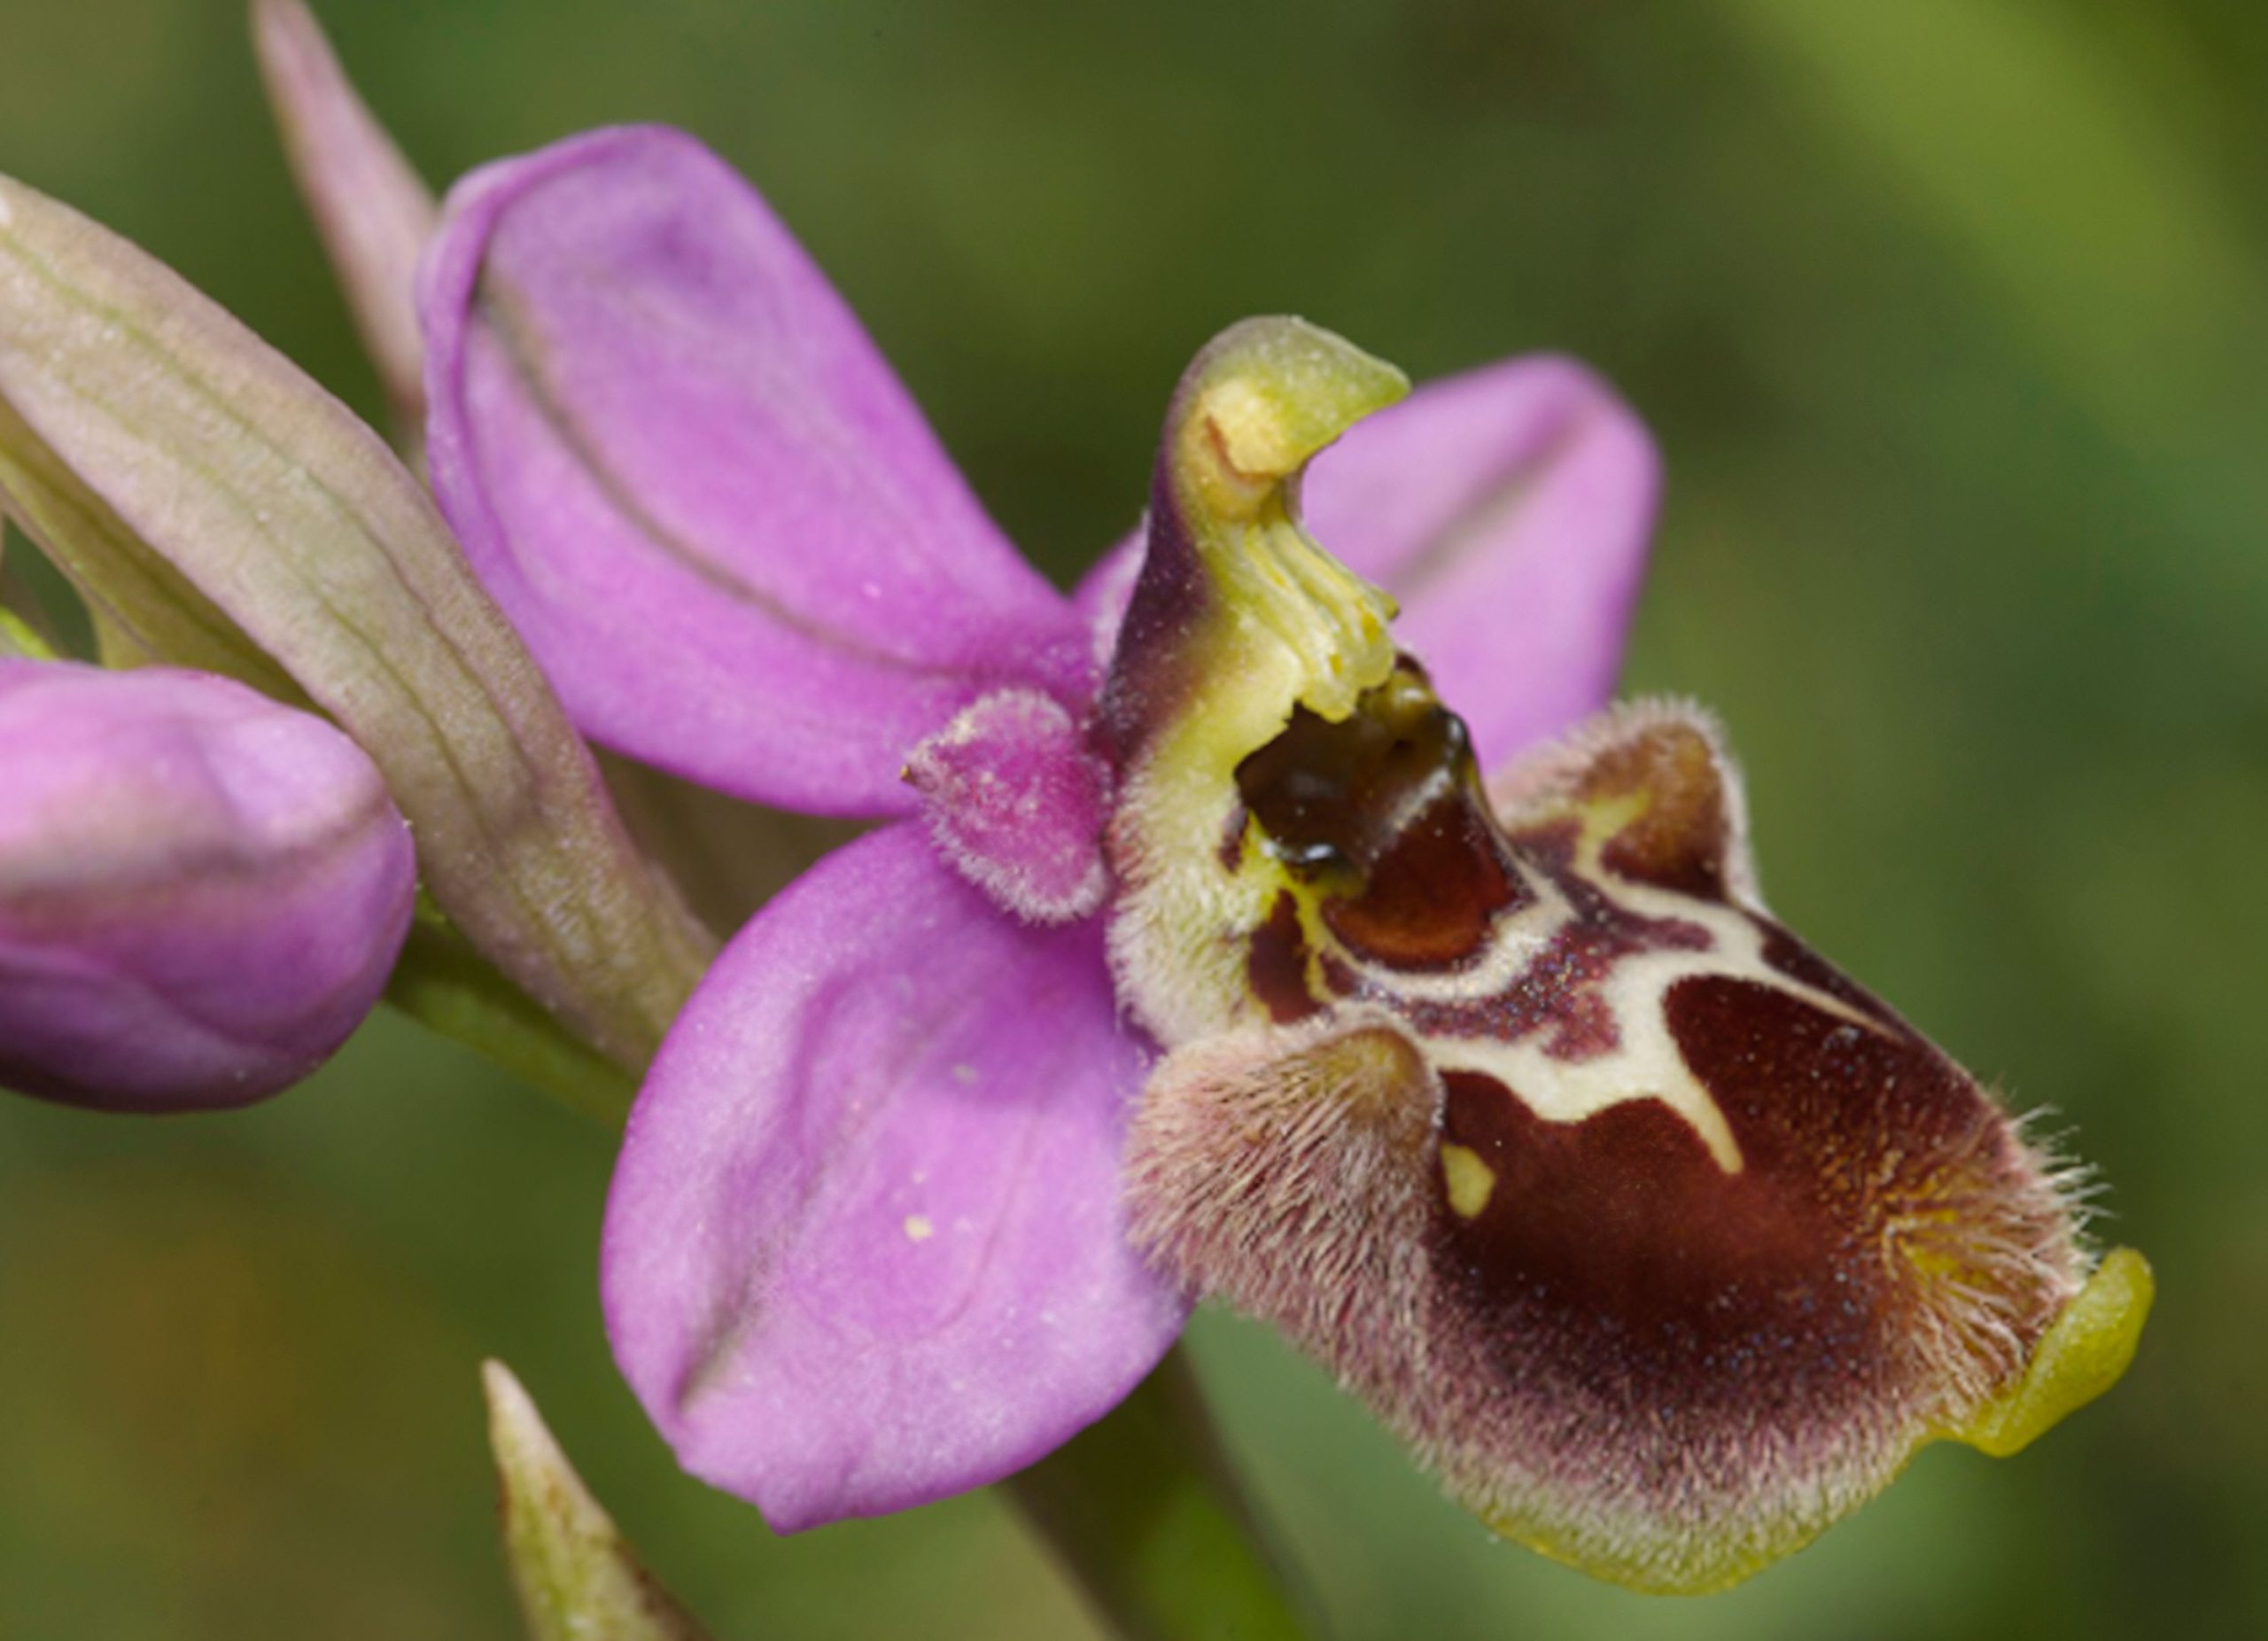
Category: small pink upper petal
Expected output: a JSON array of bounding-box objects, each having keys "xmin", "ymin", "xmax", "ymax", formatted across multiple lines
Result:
[
  {"xmin": 421, "ymin": 126, "xmax": 1091, "ymax": 817},
  {"xmin": 601, "ymin": 822, "xmax": 1185, "ymax": 1529},
  {"xmin": 905, "ymin": 688, "xmax": 1111, "ymax": 925}
]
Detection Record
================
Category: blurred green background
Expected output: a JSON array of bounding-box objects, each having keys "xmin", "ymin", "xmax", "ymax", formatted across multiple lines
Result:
[{"xmin": 3, "ymin": 0, "xmax": 2262, "ymax": 1636}]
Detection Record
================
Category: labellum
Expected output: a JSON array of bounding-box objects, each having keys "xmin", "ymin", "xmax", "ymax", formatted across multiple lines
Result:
[{"xmin": 1103, "ymin": 317, "xmax": 2150, "ymax": 1593}]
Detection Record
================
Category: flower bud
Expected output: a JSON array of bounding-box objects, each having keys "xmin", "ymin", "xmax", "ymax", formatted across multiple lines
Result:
[{"xmin": 0, "ymin": 660, "xmax": 415, "ymax": 1109}]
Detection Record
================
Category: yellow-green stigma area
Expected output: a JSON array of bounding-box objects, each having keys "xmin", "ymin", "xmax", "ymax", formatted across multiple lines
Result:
[
  {"xmin": 1101, "ymin": 316, "xmax": 1411, "ymax": 1047},
  {"xmin": 1103, "ymin": 317, "xmax": 2150, "ymax": 1596}
]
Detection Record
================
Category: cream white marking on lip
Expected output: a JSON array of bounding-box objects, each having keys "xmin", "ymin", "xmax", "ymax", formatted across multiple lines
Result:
[{"xmin": 1320, "ymin": 826, "xmax": 1894, "ymax": 1176}]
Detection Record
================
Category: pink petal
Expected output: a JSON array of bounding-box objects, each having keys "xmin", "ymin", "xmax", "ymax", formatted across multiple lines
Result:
[
  {"xmin": 601, "ymin": 822, "xmax": 1185, "ymax": 1528},
  {"xmin": 1077, "ymin": 355, "xmax": 1658, "ymax": 774},
  {"xmin": 421, "ymin": 127, "xmax": 1091, "ymax": 817}
]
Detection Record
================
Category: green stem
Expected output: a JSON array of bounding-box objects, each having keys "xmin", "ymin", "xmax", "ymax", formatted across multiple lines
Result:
[
  {"xmin": 0, "ymin": 603, "xmax": 55, "ymax": 658},
  {"xmin": 385, "ymin": 917, "xmax": 637, "ymax": 1124},
  {"xmin": 1005, "ymin": 1346, "xmax": 1320, "ymax": 1641}
]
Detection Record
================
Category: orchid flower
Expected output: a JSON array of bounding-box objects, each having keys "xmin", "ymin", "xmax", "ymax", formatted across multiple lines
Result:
[
  {"xmin": 414, "ymin": 114, "xmax": 2146, "ymax": 1594},
  {"xmin": 411, "ymin": 128, "xmax": 1655, "ymax": 1534}
]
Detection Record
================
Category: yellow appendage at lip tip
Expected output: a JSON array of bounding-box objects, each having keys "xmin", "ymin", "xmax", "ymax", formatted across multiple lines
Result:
[{"xmin": 1944, "ymin": 1245, "xmax": 2154, "ymax": 1458}]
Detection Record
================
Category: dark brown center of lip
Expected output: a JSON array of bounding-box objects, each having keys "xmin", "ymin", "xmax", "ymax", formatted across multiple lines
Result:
[{"xmin": 1235, "ymin": 658, "xmax": 1526, "ymax": 971}]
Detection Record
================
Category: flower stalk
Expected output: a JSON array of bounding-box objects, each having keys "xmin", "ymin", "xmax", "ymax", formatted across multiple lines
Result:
[
  {"xmin": 1005, "ymin": 1349, "xmax": 1317, "ymax": 1641},
  {"xmin": 388, "ymin": 915, "xmax": 639, "ymax": 1124},
  {"xmin": 0, "ymin": 603, "xmax": 53, "ymax": 659}
]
